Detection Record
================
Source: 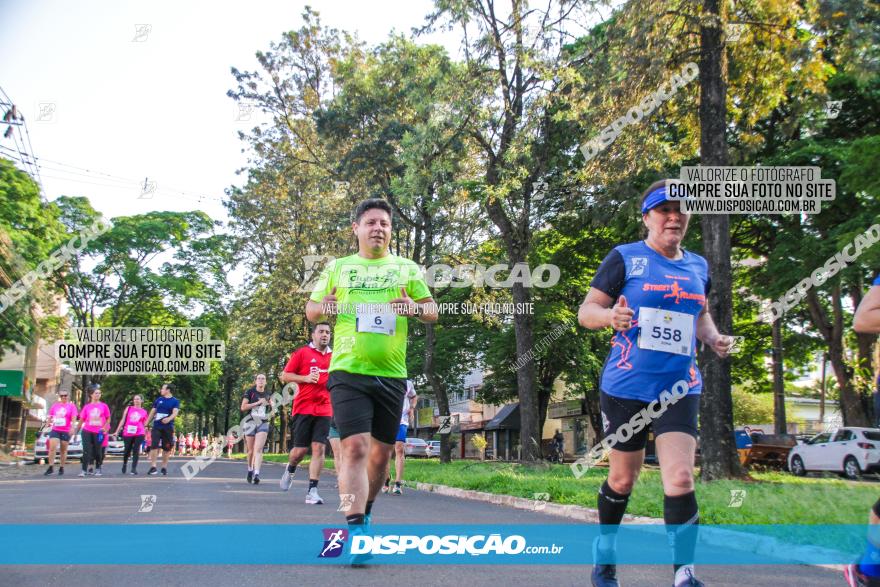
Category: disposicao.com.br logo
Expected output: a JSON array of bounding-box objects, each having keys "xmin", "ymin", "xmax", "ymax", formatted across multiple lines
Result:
[
  {"xmin": 348, "ymin": 533, "xmax": 563, "ymax": 557},
  {"xmin": 318, "ymin": 528, "xmax": 349, "ymax": 558}
]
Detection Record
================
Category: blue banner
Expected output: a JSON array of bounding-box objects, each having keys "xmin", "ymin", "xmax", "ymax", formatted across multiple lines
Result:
[{"xmin": 0, "ymin": 524, "xmax": 865, "ymax": 565}]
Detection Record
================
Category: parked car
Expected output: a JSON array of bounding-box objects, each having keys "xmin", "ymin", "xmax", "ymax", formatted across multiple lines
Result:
[
  {"xmin": 427, "ymin": 440, "xmax": 441, "ymax": 456},
  {"xmin": 788, "ymin": 427, "xmax": 880, "ymax": 480},
  {"xmin": 106, "ymin": 435, "xmax": 125, "ymax": 456},
  {"xmin": 34, "ymin": 430, "xmax": 83, "ymax": 462},
  {"xmin": 403, "ymin": 437, "xmax": 430, "ymax": 457}
]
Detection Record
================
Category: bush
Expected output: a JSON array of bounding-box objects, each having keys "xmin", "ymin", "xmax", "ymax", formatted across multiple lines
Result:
[{"xmin": 732, "ymin": 388, "xmax": 774, "ymax": 426}]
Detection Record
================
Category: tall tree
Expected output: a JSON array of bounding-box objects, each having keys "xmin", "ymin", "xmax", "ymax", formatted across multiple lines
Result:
[{"xmin": 427, "ymin": 0, "xmax": 601, "ymax": 461}]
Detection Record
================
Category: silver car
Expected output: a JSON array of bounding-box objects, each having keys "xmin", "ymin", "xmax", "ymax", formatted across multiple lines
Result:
[
  {"xmin": 403, "ymin": 437, "xmax": 430, "ymax": 457},
  {"xmin": 106, "ymin": 435, "xmax": 125, "ymax": 456},
  {"xmin": 34, "ymin": 430, "xmax": 83, "ymax": 462}
]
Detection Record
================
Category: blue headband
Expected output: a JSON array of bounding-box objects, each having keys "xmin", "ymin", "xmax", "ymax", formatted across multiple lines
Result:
[{"xmin": 641, "ymin": 186, "xmax": 668, "ymax": 214}]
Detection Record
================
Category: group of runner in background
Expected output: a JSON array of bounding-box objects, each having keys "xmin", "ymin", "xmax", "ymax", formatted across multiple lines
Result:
[{"xmin": 41, "ymin": 382, "xmax": 180, "ymax": 477}]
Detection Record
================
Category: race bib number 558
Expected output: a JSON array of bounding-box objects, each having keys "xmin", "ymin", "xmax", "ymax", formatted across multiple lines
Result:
[{"xmin": 638, "ymin": 307, "xmax": 693, "ymax": 356}]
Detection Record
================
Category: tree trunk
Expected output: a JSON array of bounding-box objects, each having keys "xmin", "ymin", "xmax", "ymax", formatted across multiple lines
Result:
[
  {"xmin": 772, "ymin": 319, "xmax": 787, "ymax": 435},
  {"xmin": 698, "ymin": 0, "xmax": 744, "ymax": 480},
  {"xmin": 806, "ymin": 286, "xmax": 870, "ymax": 426},
  {"xmin": 420, "ymin": 213, "xmax": 453, "ymax": 463},
  {"xmin": 511, "ymin": 276, "xmax": 539, "ymax": 462}
]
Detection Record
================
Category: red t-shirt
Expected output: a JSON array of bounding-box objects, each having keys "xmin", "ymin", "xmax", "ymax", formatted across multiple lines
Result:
[{"xmin": 283, "ymin": 344, "xmax": 332, "ymax": 417}]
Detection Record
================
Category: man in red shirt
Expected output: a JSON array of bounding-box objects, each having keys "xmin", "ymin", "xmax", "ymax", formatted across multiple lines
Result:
[{"xmin": 279, "ymin": 322, "xmax": 332, "ymax": 505}]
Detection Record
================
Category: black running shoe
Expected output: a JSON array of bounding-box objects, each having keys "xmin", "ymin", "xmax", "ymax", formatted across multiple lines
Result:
[
  {"xmin": 247, "ymin": 470, "xmax": 253, "ymax": 484},
  {"xmin": 161, "ymin": 467, "xmax": 167, "ymax": 476},
  {"xmin": 253, "ymin": 474, "xmax": 260, "ymax": 485},
  {"xmin": 44, "ymin": 466, "xmax": 54, "ymax": 476},
  {"xmin": 58, "ymin": 467, "xmax": 64, "ymax": 476},
  {"xmin": 122, "ymin": 463, "xmax": 127, "ymax": 474},
  {"xmin": 147, "ymin": 467, "xmax": 158, "ymax": 475},
  {"xmin": 591, "ymin": 537, "xmax": 619, "ymax": 587},
  {"xmin": 591, "ymin": 563, "xmax": 620, "ymax": 587},
  {"xmin": 673, "ymin": 566, "xmax": 705, "ymax": 587}
]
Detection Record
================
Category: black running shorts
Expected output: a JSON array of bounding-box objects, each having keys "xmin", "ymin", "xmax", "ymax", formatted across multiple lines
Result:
[
  {"xmin": 291, "ymin": 414, "xmax": 331, "ymax": 448},
  {"xmin": 599, "ymin": 390, "xmax": 699, "ymax": 452},
  {"xmin": 150, "ymin": 428, "xmax": 175, "ymax": 451},
  {"xmin": 327, "ymin": 371, "xmax": 406, "ymax": 445}
]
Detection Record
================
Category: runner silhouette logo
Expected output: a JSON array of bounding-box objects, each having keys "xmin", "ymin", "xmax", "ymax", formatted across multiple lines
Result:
[{"xmin": 319, "ymin": 528, "xmax": 348, "ymax": 558}]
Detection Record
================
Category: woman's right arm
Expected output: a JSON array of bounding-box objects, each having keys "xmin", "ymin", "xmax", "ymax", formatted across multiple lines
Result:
[
  {"xmin": 114, "ymin": 407, "xmax": 129, "ymax": 436},
  {"xmin": 579, "ymin": 289, "xmax": 633, "ymax": 331}
]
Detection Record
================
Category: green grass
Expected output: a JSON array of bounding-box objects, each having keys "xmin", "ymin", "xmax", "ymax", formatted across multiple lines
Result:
[
  {"xmin": 232, "ymin": 453, "xmax": 335, "ymax": 468},
  {"xmin": 232, "ymin": 455, "xmax": 874, "ymax": 525}
]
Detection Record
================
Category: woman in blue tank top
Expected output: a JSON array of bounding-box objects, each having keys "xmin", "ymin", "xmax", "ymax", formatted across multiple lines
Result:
[{"xmin": 578, "ymin": 179, "xmax": 734, "ymax": 587}]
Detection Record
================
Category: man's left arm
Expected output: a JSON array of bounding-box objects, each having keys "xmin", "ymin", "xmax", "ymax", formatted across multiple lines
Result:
[
  {"xmin": 405, "ymin": 267, "xmax": 438, "ymax": 323},
  {"xmin": 413, "ymin": 298, "xmax": 438, "ymax": 323},
  {"xmin": 163, "ymin": 406, "xmax": 180, "ymax": 425}
]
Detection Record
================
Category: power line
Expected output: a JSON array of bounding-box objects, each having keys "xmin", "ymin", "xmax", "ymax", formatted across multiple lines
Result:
[{"xmin": 0, "ymin": 145, "xmax": 226, "ymax": 204}]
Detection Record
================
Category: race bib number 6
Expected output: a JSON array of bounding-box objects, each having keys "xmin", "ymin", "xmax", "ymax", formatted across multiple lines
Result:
[
  {"xmin": 637, "ymin": 307, "xmax": 694, "ymax": 356},
  {"xmin": 355, "ymin": 305, "xmax": 395, "ymax": 336}
]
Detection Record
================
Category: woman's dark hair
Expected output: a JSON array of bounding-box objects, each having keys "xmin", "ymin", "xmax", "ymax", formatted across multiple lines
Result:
[{"xmin": 353, "ymin": 198, "xmax": 393, "ymax": 223}]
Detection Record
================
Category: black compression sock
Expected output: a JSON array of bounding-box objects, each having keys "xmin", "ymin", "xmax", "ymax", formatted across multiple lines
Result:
[
  {"xmin": 346, "ymin": 513, "xmax": 365, "ymax": 526},
  {"xmin": 309, "ymin": 478, "xmax": 318, "ymax": 489},
  {"xmin": 287, "ymin": 464, "xmax": 296, "ymax": 473},
  {"xmin": 365, "ymin": 500, "xmax": 374, "ymax": 516},
  {"xmin": 597, "ymin": 480, "xmax": 630, "ymax": 553},
  {"xmin": 664, "ymin": 491, "xmax": 699, "ymax": 570}
]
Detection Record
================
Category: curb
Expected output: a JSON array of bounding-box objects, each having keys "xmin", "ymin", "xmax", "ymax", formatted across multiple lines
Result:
[
  {"xmin": 410, "ymin": 480, "xmax": 845, "ymax": 571},
  {"xmin": 412, "ymin": 480, "xmax": 659, "ymax": 524}
]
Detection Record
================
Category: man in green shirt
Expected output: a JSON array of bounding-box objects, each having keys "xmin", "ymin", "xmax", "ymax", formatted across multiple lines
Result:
[{"xmin": 306, "ymin": 198, "xmax": 437, "ymax": 548}]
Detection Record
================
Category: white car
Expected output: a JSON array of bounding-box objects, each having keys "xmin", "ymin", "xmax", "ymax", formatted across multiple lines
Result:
[
  {"xmin": 106, "ymin": 435, "xmax": 125, "ymax": 456},
  {"xmin": 427, "ymin": 440, "xmax": 441, "ymax": 456},
  {"xmin": 34, "ymin": 430, "xmax": 83, "ymax": 462},
  {"xmin": 788, "ymin": 427, "xmax": 880, "ymax": 480}
]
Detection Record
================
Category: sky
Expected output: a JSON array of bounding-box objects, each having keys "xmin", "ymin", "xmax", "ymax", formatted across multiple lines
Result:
[{"xmin": 0, "ymin": 0, "xmax": 460, "ymax": 225}]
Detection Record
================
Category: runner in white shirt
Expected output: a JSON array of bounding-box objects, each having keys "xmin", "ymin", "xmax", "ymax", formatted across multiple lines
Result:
[{"xmin": 383, "ymin": 379, "xmax": 417, "ymax": 495}]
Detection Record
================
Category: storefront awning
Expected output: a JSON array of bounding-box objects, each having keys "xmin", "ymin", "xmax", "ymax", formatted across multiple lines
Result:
[{"xmin": 485, "ymin": 403, "xmax": 520, "ymax": 431}]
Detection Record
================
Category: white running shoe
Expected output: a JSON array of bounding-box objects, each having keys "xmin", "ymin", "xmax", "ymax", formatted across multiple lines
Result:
[
  {"xmin": 279, "ymin": 467, "xmax": 294, "ymax": 491},
  {"xmin": 305, "ymin": 487, "xmax": 324, "ymax": 504}
]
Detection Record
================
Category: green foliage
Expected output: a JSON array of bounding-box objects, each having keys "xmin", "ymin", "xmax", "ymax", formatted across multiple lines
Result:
[
  {"xmin": 732, "ymin": 388, "xmax": 775, "ymax": 426},
  {"xmin": 0, "ymin": 159, "xmax": 67, "ymax": 355}
]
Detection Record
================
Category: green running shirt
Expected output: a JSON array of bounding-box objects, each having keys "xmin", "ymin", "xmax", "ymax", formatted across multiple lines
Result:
[{"xmin": 310, "ymin": 253, "xmax": 431, "ymax": 378}]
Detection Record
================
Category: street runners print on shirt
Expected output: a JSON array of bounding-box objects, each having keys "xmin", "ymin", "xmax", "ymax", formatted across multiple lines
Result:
[{"xmin": 590, "ymin": 240, "xmax": 709, "ymax": 402}]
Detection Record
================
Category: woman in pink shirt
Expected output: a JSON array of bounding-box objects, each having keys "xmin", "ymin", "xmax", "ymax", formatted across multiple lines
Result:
[
  {"xmin": 113, "ymin": 394, "xmax": 148, "ymax": 475},
  {"xmin": 74, "ymin": 384, "xmax": 111, "ymax": 477},
  {"xmin": 43, "ymin": 390, "xmax": 78, "ymax": 476}
]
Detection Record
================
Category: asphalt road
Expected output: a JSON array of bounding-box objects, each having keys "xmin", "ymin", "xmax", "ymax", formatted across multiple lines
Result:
[{"xmin": 0, "ymin": 457, "xmax": 847, "ymax": 587}]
